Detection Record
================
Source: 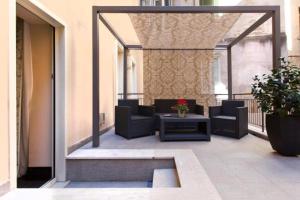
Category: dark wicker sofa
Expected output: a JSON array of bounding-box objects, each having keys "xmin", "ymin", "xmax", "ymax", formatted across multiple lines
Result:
[
  {"xmin": 115, "ymin": 99, "xmax": 155, "ymax": 139},
  {"xmin": 209, "ymin": 100, "xmax": 248, "ymax": 139}
]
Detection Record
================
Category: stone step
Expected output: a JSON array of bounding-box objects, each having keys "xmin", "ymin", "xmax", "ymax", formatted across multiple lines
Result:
[{"xmin": 152, "ymin": 169, "xmax": 180, "ymax": 188}]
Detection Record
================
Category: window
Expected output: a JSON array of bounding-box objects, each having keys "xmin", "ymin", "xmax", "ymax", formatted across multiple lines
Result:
[
  {"xmin": 155, "ymin": 0, "xmax": 162, "ymax": 6},
  {"xmin": 141, "ymin": 0, "xmax": 173, "ymax": 6},
  {"xmin": 165, "ymin": 0, "xmax": 172, "ymax": 6},
  {"xmin": 200, "ymin": 0, "xmax": 214, "ymax": 5},
  {"xmin": 141, "ymin": 0, "xmax": 152, "ymax": 6}
]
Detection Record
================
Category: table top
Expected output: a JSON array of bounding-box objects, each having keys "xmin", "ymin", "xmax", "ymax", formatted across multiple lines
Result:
[{"xmin": 156, "ymin": 113, "xmax": 210, "ymax": 122}]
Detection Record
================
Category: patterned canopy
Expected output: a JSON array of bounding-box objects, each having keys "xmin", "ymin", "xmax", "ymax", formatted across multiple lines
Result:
[{"xmin": 128, "ymin": 13, "xmax": 241, "ymax": 49}]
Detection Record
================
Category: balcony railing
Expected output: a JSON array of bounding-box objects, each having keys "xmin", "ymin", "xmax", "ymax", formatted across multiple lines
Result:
[
  {"xmin": 118, "ymin": 92, "xmax": 266, "ymax": 132},
  {"xmin": 140, "ymin": 0, "xmax": 214, "ymax": 6}
]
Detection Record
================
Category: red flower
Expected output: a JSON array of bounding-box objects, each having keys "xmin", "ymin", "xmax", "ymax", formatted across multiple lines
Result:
[{"xmin": 177, "ymin": 98, "xmax": 187, "ymax": 105}]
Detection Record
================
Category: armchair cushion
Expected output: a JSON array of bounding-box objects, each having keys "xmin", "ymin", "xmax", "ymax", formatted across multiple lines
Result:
[
  {"xmin": 131, "ymin": 115, "xmax": 152, "ymax": 120},
  {"xmin": 213, "ymin": 115, "xmax": 236, "ymax": 120},
  {"xmin": 118, "ymin": 99, "xmax": 139, "ymax": 115},
  {"xmin": 222, "ymin": 100, "xmax": 244, "ymax": 116},
  {"xmin": 138, "ymin": 105, "xmax": 155, "ymax": 116},
  {"xmin": 115, "ymin": 106, "xmax": 130, "ymax": 120},
  {"xmin": 209, "ymin": 106, "xmax": 222, "ymax": 117}
]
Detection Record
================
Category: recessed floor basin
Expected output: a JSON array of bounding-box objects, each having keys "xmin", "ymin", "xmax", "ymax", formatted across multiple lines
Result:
[
  {"xmin": 66, "ymin": 181, "xmax": 152, "ymax": 188},
  {"xmin": 66, "ymin": 157, "xmax": 180, "ymax": 188}
]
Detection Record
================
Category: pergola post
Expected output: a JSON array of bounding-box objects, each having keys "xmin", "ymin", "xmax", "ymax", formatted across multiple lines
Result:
[
  {"xmin": 123, "ymin": 47, "xmax": 128, "ymax": 99},
  {"xmin": 92, "ymin": 7, "xmax": 100, "ymax": 147},
  {"xmin": 272, "ymin": 7, "xmax": 281, "ymax": 69},
  {"xmin": 227, "ymin": 47, "xmax": 233, "ymax": 100}
]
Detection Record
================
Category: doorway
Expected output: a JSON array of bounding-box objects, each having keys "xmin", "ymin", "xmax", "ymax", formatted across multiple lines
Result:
[{"xmin": 16, "ymin": 4, "xmax": 55, "ymax": 188}]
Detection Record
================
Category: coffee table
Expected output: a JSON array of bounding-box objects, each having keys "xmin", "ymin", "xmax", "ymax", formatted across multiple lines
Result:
[{"xmin": 157, "ymin": 114, "xmax": 211, "ymax": 141}]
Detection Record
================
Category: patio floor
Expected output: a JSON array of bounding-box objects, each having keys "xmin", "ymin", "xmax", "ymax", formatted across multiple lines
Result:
[{"xmin": 82, "ymin": 129, "xmax": 300, "ymax": 200}]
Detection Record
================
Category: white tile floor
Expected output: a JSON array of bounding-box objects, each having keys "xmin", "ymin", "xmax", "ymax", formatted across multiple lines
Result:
[{"xmin": 81, "ymin": 129, "xmax": 300, "ymax": 200}]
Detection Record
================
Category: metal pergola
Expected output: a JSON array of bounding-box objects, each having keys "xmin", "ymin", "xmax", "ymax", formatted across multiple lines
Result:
[{"xmin": 92, "ymin": 6, "xmax": 281, "ymax": 147}]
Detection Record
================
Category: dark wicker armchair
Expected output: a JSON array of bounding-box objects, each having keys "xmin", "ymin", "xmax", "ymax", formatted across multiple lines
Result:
[
  {"xmin": 209, "ymin": 100, "xmax": 248, "ymax": 139},
  {"xmin": 115, "ymin": 99, "xmax": 155, "ymax": 139}
]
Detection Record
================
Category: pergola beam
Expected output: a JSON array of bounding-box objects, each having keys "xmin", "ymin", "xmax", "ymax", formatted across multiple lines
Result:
[
  {"xmin": 228, "ymin": 12, "xmax": 273, "ymax": 48},
  {"xmin": 95, "ymin": 6, "xmax": 279, "ymax": 13},
  {"xmin": 99, "ymin": 14, "xmax": 126, "ymax": 47},
  {"xmin": 126, "ymin": 45, "xmax": 228, "ymax": 50},
  {"xmin": 126, "ymin": 45, "xmax": 143, "ymax": 49}
]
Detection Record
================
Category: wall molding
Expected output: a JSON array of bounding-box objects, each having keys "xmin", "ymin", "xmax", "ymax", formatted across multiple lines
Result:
[{"xmin": 67, "ymin": 125, "xmax": 114, "ymax": 154}]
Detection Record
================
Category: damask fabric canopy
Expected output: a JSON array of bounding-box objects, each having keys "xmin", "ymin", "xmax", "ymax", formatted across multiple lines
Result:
[{"xmin": 128, "ymin": 13, "xmax": 240, "ymax": 49}]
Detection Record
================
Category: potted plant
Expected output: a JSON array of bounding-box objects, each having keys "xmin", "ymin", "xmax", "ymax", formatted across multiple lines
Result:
[
  {"xmin": 251, "ymin": 58, "xmax": 300, "ymax": 156},
  {"xmin": 172, "ymin": 99, "xmax": 189, "ymax": 118}
]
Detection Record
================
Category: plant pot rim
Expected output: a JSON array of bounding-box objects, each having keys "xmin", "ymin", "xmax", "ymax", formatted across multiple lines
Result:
[{"xmin": 266, "ymin": 113, "xmax": 300, "ymax": 118}]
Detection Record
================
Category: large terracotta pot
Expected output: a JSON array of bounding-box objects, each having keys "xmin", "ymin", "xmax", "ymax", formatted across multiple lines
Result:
[{"xmin": 266, "ymin": 114, "xmax": 300, "ymax": 156}]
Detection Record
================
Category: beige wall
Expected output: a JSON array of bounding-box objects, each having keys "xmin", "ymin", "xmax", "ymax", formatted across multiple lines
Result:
[
  {"xmin": 28, "ymin": 24, "xmax": 53, "ymax": 167},
  {"xmin": 33, "ymin": 0, "xmax": 141, "ymax": 147},
  {"xmin": 0, "ymin": 0, "xmax": 141, "ymax": 189},
  {"xmin": 99, "ymin": 20, "xmax": 117, "ymax": 130},
  {"xmin": 0, "ymin": 0, "xmax": 10, "ymax": 186}
]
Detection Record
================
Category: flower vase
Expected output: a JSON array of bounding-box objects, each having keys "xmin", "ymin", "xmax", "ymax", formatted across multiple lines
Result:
[{"xmin": 178, "ymin": 110, "xmax": 186, "ymax": 118}]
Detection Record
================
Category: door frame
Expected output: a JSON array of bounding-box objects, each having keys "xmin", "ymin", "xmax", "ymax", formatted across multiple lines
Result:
[{"xmin": 9, "ymin": 0, "xmax": 68, "ymax": 188}]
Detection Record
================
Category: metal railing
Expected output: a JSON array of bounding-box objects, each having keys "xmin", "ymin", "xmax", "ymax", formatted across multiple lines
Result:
[
  {"xmin": 117, "ymin": 93, "xmax": 144, "ymax": 105},
  {"xmin": 118, "ymin": 92, "xmax": 266, "ymax": 132}
]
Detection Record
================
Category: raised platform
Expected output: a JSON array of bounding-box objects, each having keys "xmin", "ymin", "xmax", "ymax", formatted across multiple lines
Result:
[{"xmin": 2, "ymin": 149, "xmax": 222, "ymax": 200}]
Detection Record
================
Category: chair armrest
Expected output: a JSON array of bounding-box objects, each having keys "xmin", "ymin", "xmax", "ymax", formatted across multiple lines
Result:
[
  {"xmin": 195, "ymin": 104, "xmax": 204, "ymax": 115},
  {"xmin": 236, "ymin": 107, "xmax": 248, "ymax": 134},
  {"xmin": 138, "ymin": 105, "xmax": 155, "ymax": 116},
  {"xmin": 209, "ymin": 106, "xmax": 222, "ymax": 118},
  {"xmin": 236, "ymin": 107, "xmax": 248, "ymax": 122},
  {"xmin": 115, "ymin": 106, "xmax": 131, "ymax": 122}
]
